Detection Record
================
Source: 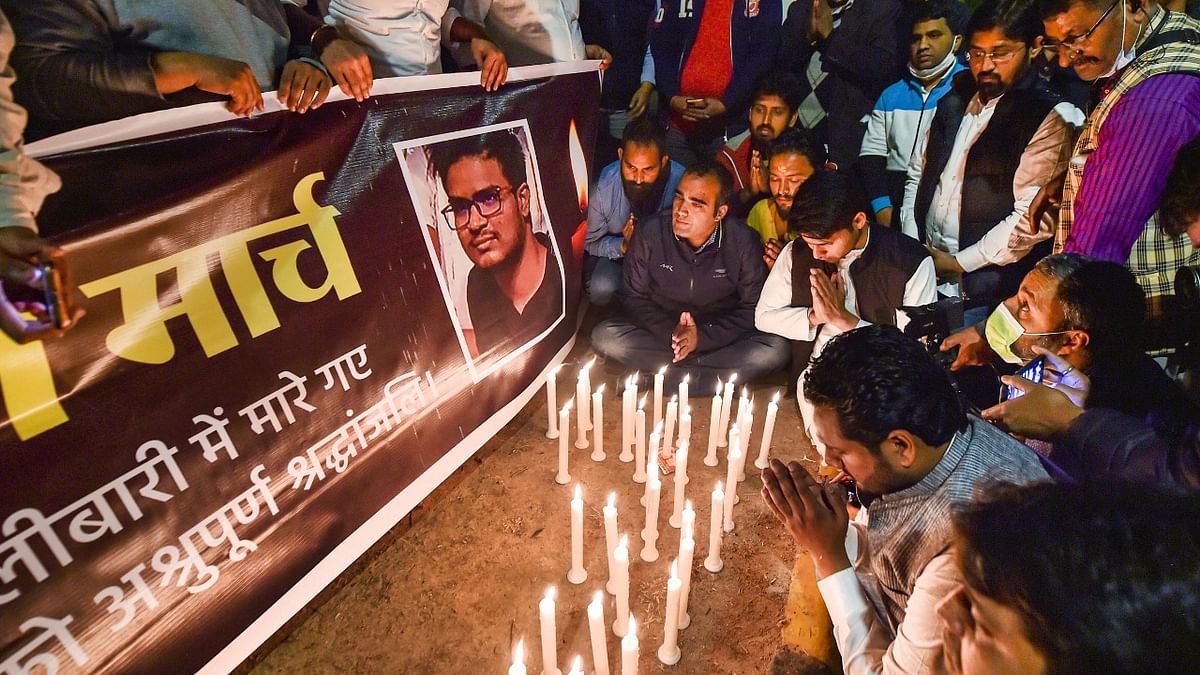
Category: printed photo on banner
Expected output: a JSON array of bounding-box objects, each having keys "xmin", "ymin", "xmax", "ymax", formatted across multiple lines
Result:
[{"xmin": 395, "ymin": 121, "xmax": 566, "ymax": 382}]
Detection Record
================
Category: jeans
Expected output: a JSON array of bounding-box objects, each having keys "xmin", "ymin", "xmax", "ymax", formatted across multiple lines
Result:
[
  {"xmin": 591, "ymin": 318, "xmax": 790, "ymax": 395},
  {"xmin": 584, "ymin": 255, "xmax": 623, "ymax": 307},
  {"xmin": 663, "ymin": 126, "xmax": 726, "ymax": 169}
]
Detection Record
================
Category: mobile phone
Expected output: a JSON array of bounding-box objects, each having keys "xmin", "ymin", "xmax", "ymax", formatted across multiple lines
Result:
[
  {"xmin": 40, "ymin": 261, "xmax": 71, "ymax": 330},
  {"xmin": 835, "ymin": 478, "xmax": 862, "ymax": 508},
  {"xmin": 1003, "ymin": 355, "xmax": 1045, "ymax": 401},
  {"xmin": 685, "ymin": 97, "xmax": 705, "ymax": 109}
]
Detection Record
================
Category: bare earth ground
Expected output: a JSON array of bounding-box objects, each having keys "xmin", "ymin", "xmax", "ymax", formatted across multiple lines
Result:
[{"xmin": 245, "ymin": 332, "xmax": 822, "ymax": 675}]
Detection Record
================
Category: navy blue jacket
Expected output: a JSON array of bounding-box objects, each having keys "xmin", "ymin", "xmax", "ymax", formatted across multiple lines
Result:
[
  {"xmin": 650, "ymin": 0, "xmax": 783, "ymax": 137},
  {"xmin": 580, "ymin": 0, "xmax": 657, "ymax": 110},
  {"xmin": 620, "ymin": 212, "xmax": 768, "ymax": 352}
]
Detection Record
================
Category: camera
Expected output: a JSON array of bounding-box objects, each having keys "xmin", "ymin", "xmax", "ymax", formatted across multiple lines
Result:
[{"xmin": 901, "ymin": 296, "xmax": 963, "ymax": 367}]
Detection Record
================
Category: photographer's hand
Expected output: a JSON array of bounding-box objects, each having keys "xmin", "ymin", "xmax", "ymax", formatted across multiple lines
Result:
[
  {"xmin": 941, "ymin": 325, "xmax": 992, "ymax": 371},
  {"xmin": 0, "ymin": 228, "xmax": 79, "ymax": 342},
  {"xmin": 982, "ymin": 376, "xmax": 1083, "ymax": 441}
]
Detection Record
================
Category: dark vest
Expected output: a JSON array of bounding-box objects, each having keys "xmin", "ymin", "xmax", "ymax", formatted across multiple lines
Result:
[
  {"xmin": 789, "ymin": 225, "xmax": 929, "ymax": 376},
  {"xmin": 915, "ymin": 71, "xmax": 1060, "ymax": 309}
]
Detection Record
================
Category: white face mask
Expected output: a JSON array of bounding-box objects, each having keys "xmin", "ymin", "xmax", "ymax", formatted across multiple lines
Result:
[
  {"xmin": 1096, "ymin": 2, "xmax": 1142, "ymax": 80},
  {"xmin": 909, "ymin": 48, "xmax": 959, "ymax": 84}
]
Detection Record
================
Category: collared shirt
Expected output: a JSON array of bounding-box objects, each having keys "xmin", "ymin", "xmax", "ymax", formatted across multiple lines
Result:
[
  {"xmin": 676, "ymin": 220, "xmax": 721, "ymax": 253},
  {"xmin": 585, "ymin": 159, "xmax": 684, "ymax": 260},
  {"xmin": 325, "ymin": 0, "xmax": 461, "ymax": 77},
  {"xmin": 0, "ymin": 10, "xmax": 59, "ymax": 232},
  {"xmin": 452, "ymin": 0, "xmax": 585, "ymax": 67},
  {"xmin": 466, "ymin": 232, "xmax": 562, "ymax": 355}
]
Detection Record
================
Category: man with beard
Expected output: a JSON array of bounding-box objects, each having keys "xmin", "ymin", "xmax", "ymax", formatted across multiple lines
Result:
[
  {"xmin": 716, "ymin": 71, "xmax": 803, "ymax": 217},
  {"xmin": 585, "ymin": 117, "xmax": 684, "ymax": 306},
  {"xmin": 430, "ymin": 130, "xmax": 562, "ymax": 359},
  {"xmin": 745, "ymin": 129, "xmax": 827, "ymax": 269},
  {"xmin": 900, "ymin": 0, "xmax": 1082, "ymax": 328}
]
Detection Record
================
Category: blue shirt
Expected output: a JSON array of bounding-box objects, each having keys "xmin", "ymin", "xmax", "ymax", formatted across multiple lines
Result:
[{"xmin": 585, "ymin": 158, "xmax": 684, "ymax": 259}]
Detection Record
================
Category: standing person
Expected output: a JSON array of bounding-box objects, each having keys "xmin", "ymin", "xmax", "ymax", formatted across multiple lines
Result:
[
  {"xmin": 777, "ymin": 0, "xmax": 905, "ymax": 172},
  {"xmin": 651, "ymin": 0, "xmax": 784, "ymax": 168},
  {"xmin": 761, "ymin": 324, "xmax": 1048, "ymax": 675},
  {"xmin": 1041, "ymin": 0, "xmax": 1200, "ymax": 341},
  {"xmin": 901, "ymin": 0, "xmax": 1082, "ymax": 327},
  {"xmin": 580, "ymin": 0, "xmax": 658, "ymax": 164},
  {"xmin": 860, "ymin": 0, "xmax": 966, "ymax": 227},
  {"xmin": 715, "ymin": 71, "xmax": 803, "ymax": 216},
  {"xmin": 451, "ymin": 0, "xmax": 612, "ymax": 68},
  {"xmin": 746, "ymin": 129, "xmax": 827, "ymax": 269}
]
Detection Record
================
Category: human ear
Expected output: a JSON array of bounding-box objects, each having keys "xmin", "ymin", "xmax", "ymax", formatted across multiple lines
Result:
[{"xmin": 886, "ymin": 430, "xmax": 919, "ymax": 469}]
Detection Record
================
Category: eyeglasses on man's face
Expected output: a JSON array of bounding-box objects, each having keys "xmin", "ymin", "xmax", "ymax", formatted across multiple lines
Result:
[
  {"xmin": 441, "ymin": 185, "xmax": 517, "ymax": 231},
  {"xmin": 1043, "ymin": 0, "xmax": 1120, "ymax": 55},
  {"xmin": 965, "ymin": 45, "xmax": 1023, "ymax": 64}
]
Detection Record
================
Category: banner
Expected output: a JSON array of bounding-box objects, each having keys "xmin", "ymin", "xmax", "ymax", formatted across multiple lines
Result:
[{"xmin": 0, "ymin": 63, "xmax": 601, "ymax": 674}]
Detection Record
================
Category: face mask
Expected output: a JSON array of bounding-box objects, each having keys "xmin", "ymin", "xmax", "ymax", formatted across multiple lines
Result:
[
  {"xmin": 984, "ymin": 303, "xmax": 1069, "ymax": 364},
  {"xmin": 909, "ymin": 48, "xmax": 958, "ymax": 84},
  {"xmin": 1096, "ymin": 3, "xmax": 1142, "ymax": 80}
]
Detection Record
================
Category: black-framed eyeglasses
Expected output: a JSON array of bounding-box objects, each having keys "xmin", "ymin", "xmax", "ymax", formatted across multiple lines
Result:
[
  {"xmin": 440, "ymin": 185, "xmax": 517, "ymax": 231},
  {"xmin": 1044, "ymin": 0, "xmax": 1120, "ymax": 53}
]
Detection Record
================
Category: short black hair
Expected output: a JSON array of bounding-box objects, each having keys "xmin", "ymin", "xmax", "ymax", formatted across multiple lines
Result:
[
  {"xmin": 1162, "ymin": 137, "xmax": 1200, "ymax": 238},
  {"xmin": 911, "ymin": 0, "xmax": 968, "ymax": 35},
  {"xmin": 750, "ymin": 70, "xmax": 805, "ymax": 114},
  {"xmin": 803, "ymin": 325, "xmax": 968, "ymax": 449},
  {"xmin": 787, "ymin": 170, "xmax": 861, "ymax": 239},
  {"xmin": 1039, "ymin": 0, "xmax": 1115, "ymax": 21},
  {"xmin": 967, "ymin": 0, "xmax": 1043, "ymax": 45},
  {"xmin": 765, "ymin": 128, "xmax": 827, "ymax": 172},
  {"xmin": 1052, "ymin": 256, "xmax": 1147, "ymax": 361},
  {"xmin": 620, "ymin": 116, "xmax": 666, "ymax": 155},
  {"xmin": 429, "ymin": 129, "xmax": 527, "ymax": 191},
  {"xmin": 681, "ymin": 159, "xmax": 734, "ymax": 210},
  {"xmin": 955, "ymin": 481, "xmax": 1200, "ymax": 674}
]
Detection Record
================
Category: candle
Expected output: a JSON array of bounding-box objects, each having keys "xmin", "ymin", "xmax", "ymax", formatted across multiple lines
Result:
[
  {"xmin": 657, "ymin": 561, "xmax": 682, "ymax": 665},
  {"xmin": 680, "ymin": 499, "xmax": 696, "ymax": 540},
  {"xmin": 591, "ymin": 384, "xmax": 606, "ymax": 462},
  {"xmin": 604, "ymin": 493, "xmax": 618, "ymax": 595},
  {"xmin": 540, "ymin": 587, "xmax": 561, "ymax": 675},
  {"xmin": 677, "ymin": 416, "xmax": 691, "ymax": 487},
  {"xmin": 635, "ymin": 425, "xmax": 656, "ymax": 485},
  {"xmin": 704, "ymin": 388, "xmax": 721, "ymax": 467},
  {"xmin": 580, "ymin": 358, "xmax": 596, "ymax": 431},
  {"xmin": 622, "ymin": 376, "xmax": 635, "ymax": 459},
  {"xmin": 736, "ymin": 409, "xmax": 754, "ymax": 485},
  {"xmin": 717, "ymin": 375, "xmax": 736, "ymax": 446},
  {"xmin": 640, "ymin": 471, "xmax": 661, "ymax": 562},
  {"xmin": 623, "ymin": 397, "xmax": 644, "ymax": 464},
  {"xmin": 668, "ymin": 442, "xmax": 688, "ymax": 529},
  {"xmin": 556, "ymin": 401, "xmax": 573, "ymax": 485},
  {"xmin": 510, "ymin": 639, "xmax": 527, "ymax": 675},
  {"xmin": 652, "ymin": 366, "xmax": 666, "ymax": 429},
  {"xmin": 724, "ymin": 430, "xmax": 740, "ymax": 533},
  {"xmin": 704, "ymin": 483, "xmax": 725, "ymax": 573},
  {"xmin": 755, "ymin": 392, "xmax": 780, "ymax": 470},
  {"xmin": 588, "ymin": 592, "xmax": 610, "ymax": 675},
  {"xmin": 569, "ymin": 484, "xmax": 588, "ymax": 584},
  {"xmin": 576, "ymin": 382, "xmax": 591, "ymax": 450},
  {"xmin": 620, "ymin": 617, "xmax": 639, "ymax": 675},
  {"xmin": 678, "ymin": 374, "xmax": 689, "ymax": 422},
  {"xmin": 677, "ymin": 524, "xmax": 696, "ymax": 630},
  {"xmin": 663, "ymin": 396, "xmax": 678, "ymax": 458},
  {"xmin": 613, "ymin": 535, "xmax": 631, "ymax": 636},
  {"xmin": 546, "ymin": 365, "xmax": 562, "ymax": 439},
  {"xmin": 567, "ymin": 656, "xmax": 584, "ymax": 675},
  {"xmin": 679, "ymin": 406, "xmax": 692, "ymax": 453}
]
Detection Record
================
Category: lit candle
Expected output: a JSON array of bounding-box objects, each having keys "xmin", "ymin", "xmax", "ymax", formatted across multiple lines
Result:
[
  {"xmin": 581, "ymin": 358, "xmax": 596, "ymax": 431},
  {"xmin": 620, "ymin": 617, "xmax": 639, "ymax": 675},
  {"xmin": 613, "ymin": 535, "xmax": 631, "ymax": 636},
  {"xmin": 546, "ymin": 365, "xmax": 562, "ymax": 439},
  {"xmin": 588, "ymin": 591, "xmax": 611, "ymax": 675},
  {"xmin": 736, "ymin": 409, "xmax": 754, "ymax": 485},
  {"xmin": 567, "ymin": 655, "xmax": 584, "ymax": 675},
  {"xmin": 657, "ymin": 561, "xmax": 682, "ymax": 665},
  {"xmin": 556, "ymin": 400, "xmax": 573, "ymax": 485},
  {"xmin": 635, "ymin": 425, "xmax": 656, "ymax": 485},
  {"xmin": 717, "ymin": 375, "xmax": 736, "ymax": 446},
  {"xmin": 540, "ymin": 587, "xmax": 561, "ymax": 675},
  {"xmin": 622, "ymin": 376, "xmax": 635, "ymax": 460},
  {"xmin": 624, "ymin": 396, "xmax": 645, "ymax": 464},
  {"xmin": 755, "ymin": 392, "xmax": 781, "ymax": 470},
  {"xmin": 591, "ymin": 384, "xmax": 606, "ymax": 462},
  {"xmin": 724, "ymin": 429, "xmax": 740, "ymax": 533},
  {"xmin": 704, "ymin": 387, "xmax": 721, "ymax": 467},
  {"xmin": 668, "ymin": 442, "xmax": 688, "ymax": 529},
  {"xmin": 652, "ymin": 366, "xmax": 666, "ymax": 429},
  {"xmin": 640, "ymin": 471, "xmax": 661, "ymax": 562},
  {"xmin": 576, "ymin": 381, "xmax": 591, "ymax": 450},
  {"xmin": 704, "ymin": 483, "xmax": 725, "ymax": 573},
  {"xmin": 677, "ymin": 414, "xmax": 691, "ymax": 486},
  {"xmin": 510, "ymin": 639, "xmax": 527, "ymax": 675},
  {"xmin": 678, "ymin": 374, "xmax": 689, "ymax": 423},
  {"xmin": 677, "ymin": 523, "xmax": 696, "ymax": 630},
  {"xmin": 604, "ymin": 493, "xmax": 618, "ymax": 595},
  {"xmin": 663, "ymin": 396, "xmax": 678, "ymax": 457},
  {"xmin": 680, "ymin": 498, "xmax": 696, "ymax": 540},
  {"xmin": 569, "ymin": 484, "xmax": 588, "ymax": 584}
]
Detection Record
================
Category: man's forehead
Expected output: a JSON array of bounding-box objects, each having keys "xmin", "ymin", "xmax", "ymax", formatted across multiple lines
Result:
[
  {"xmin": 769, "ymin": 153, "xmax": 815, "ymax": 175},
  {"xmin": 678, "ymin": 174, "xmax": 718, "ymax": 198},
  {"xmin": 622, "ymin": 142, "xmax": 662, "ymax": 163},
  {"xmin": 913, "ymin": 17, "xmax": 952, "ymax": 35},
  {"xmin": 1045, "ymin": 3, "xmax": 1099, "ymax": 38},
  {"xmin": 1021, "ymin": 270, "xmax": 1060, "ymax": 305}
]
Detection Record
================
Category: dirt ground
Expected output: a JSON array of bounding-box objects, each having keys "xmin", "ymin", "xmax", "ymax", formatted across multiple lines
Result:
[{"xmin": 245, "ymin": 330, "xmax": 822, "ymax": 674}]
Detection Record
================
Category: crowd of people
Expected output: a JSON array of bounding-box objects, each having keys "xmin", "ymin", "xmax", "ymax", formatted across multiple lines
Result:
[{"xmin": 0, "ymin": 0, "xmax": 1198, "ymax": 673}]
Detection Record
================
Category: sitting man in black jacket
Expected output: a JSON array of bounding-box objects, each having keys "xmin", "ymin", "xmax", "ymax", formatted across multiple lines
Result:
[{"xmin": 591, "ymin": 161, "xmax": 789, "ymax": 395}]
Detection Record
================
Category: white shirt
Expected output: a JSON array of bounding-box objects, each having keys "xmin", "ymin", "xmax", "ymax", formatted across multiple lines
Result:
[
  {"xmin": 325, "ymin": 0, "xmax": 462, "ymax": 77},
  {"xmin": 900, "ymin": 95, "xmax": 1082, "ymax": 296},
  {"xmin": 452, "ymin": 0, "xmax": 585, "ymax": 67}
]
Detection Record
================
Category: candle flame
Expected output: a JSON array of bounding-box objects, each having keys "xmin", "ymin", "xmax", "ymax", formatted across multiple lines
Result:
[
  {"xmin": 629, "ymin": 616, "xmax": 638, "ymax": 635},
  {"xmin": 574, "ymin": 483, "xmax": 582, "ymax": 500},
  {"xmin": 586, "ymin": 356, "xmax": 596, "ymax": 369},
  {"xmin": 654, "ymin": 420, "xmax": 664, "ymax": 433},
  {"xmin": 593, "ymin": 590, "xmax": 604, "ymax": 605},
  {"xmin": 716, "ymin": 481, "xmax": 724, "ymax": 493},
  {"xmin": 568, "ymin": 120, "xmax": 588, "ymax": 212},
  {"xmin": 729, "ymin": 373, "xmax": 738, "ymax": 383},
  {"xmin": 607, "ymin": 492, "xmax": 616, "ymax": 508},
  {"xmin": 546, "ymin": 586, "xmax": 556, "ymax": 601},
  {"xmin": 682, "ymin": 374, "xmax": 690, "ymax": 384},
  {"xmin": 595, "ymin": 383, "xmax": 606, "ymax": 396},
  {"xmin": 716, "ymin": 377, "xmax": 723, "ymax": 389},
  {"xmin": 742, "ymin": 386, "xmax": 750, "ymax": 399},
  {"xmin": 638, "ymin": 394, "xmax": 647, "ymax": 409},
  {"xmin": 514, "ymin": 639, "xmax": 524, "ymax": 663},
  {"xmin": 551, "ymin": 363, "xmax": 563, "ymax": 375},
  {"xmin": 618, "ymin": 533, "xmax": 629, "ymax": 550},
  {"xmin": 562, "ymin": 398, "xmax": 574, "ymax": 412},
  {"xmin": 670, "ymin": 559, "xmax": 679, "ymax": 580},
  {"xmin": 772, "ymin": 391, "xmax": 781, "ymax": 404},
  {"xmin": 572, "ymin": 656, "xmax": 582, "ymax": 672},
  {"xmin": 685, "ymin": 499, "xmax": 693, "ymax": 511},
  {"xmin": 658, "ymin": 365, "xmax": 667, "ymax": 375}
]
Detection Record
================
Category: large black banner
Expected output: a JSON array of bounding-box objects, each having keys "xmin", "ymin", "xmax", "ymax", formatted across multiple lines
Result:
[{"xmin": 0, "ymin": 63, "xmax": 600, "ymax": 673}]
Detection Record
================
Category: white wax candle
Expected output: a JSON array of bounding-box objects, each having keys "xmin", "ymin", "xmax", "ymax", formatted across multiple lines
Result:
[
  {"xmin": 620, "ymin": 617, "xmax": 639, "ymax": 675},
  {"xmin": 736, "ymin": 410, "xmax": 754, "ymax": 485},
  {"xmin": 556, "ymin": 401, "xmax": 573, "ymax": 485},
  {"xmin": 680, "ymin": 499, "xmax": 696, "ymax": 541},
  {"xmin": 717, "ymin": 375, "xmax": 736, "ymax": 446},
  {"xmin": 678, "ymin": 407, "xmax": 691, "ymax": 454},
  {"xmin": 588, "ymin": 592, "xmax": 610, "ymax": 675},
  {"xmin": 568, "ymin": 484, "xmax": 587, "ymax": 584},
  {"xmin": 724, "ymin": 431, "xmax": 740, "ymax": 533},
  {"xmin": 677, "ymin": 530, "xmax": 696, "ymax": 630},
  {"xmin": 635, "ymin": 426, "xmax": 656, "ymax": 484},
  {"xmin": 623, "ymin": 397, "xmax": 644, "ymax": 463},
  {"xmin": 704, "ymin": 389, "xmax": 721, "ymax": 467},
  {"xmin": 591, "ymin": 385, "xmax": 606, "ymax": 462},
  {"xmin": 657, "ymin": 561, "xmax": 682, "ymax": 665},
  {"xmin": 612, "ymin": 535, "xmax": 631, "ymax": 637},
  {"xmin": 546, "ymin": 366, "xmax": 562, "ymax": 439},
  {"xmin": 622, "ymin": 376, "xmax": 634, "ymax": 459},
  {"xmin": 510, "ymin": 639, "xmax": 527, "ymax": 675},
  {"xmin": 677, "ymin": 421, "xmax": 691, "ymax": 487},
  {"xmin": 755, "ymin": 393, "xmax": 780, "ymax": 470},
  {"xmin": 604, "ymin": 493, "xmax": 619, "ymax": 595},
  {"xmin": 653, "ymin": 367, "xmax": 665, "ymax": 429},
  {"xmin": 640, "ymin": 472, "xmax": 661, "ymax": 562},
  {"xmin": 678, "ymin": 374, "xmax": 689, "ymax": 422},
  {"xmin": 567, "ymin": 655, "xmax": 584, "ymax": 675},
  {"xmin": 575, "ymin": 381, "xmax": 591, "ymax": 450},
  {"xmin": 663, "ymin": 396, "xmax": 678, "ymax": 458},
  {"xmin": 704, "ymin": 483, "xmax": 725, "ymax": 573},
  {"xmin": 540, "ymin": 587, "xmax": 561, "ymax": 675},
  {"xmin": 579, "ymin": 358, "xmax": 595, "ymax": 431},
  {"xmin": 668, "ymin": 442, "xmax": 688, "ymax": 529}
]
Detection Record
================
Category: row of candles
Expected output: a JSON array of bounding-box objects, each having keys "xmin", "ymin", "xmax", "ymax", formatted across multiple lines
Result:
[{"xmin": 509, "ymin": 362, "xmax": 782, "ymax": 672}]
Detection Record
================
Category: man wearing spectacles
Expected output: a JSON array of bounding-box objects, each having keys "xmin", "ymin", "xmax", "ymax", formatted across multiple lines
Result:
[
  {"xmin": 1039, "ymin": 0, "xmax": 1200, "ymax": 347},
  {"xmin": 900, "ymin": 0, "xmax": 1082, "ymax": 329},
  {"xmin": 429, "ymin": 130, "xmax": 561, "ymax": 358}
]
